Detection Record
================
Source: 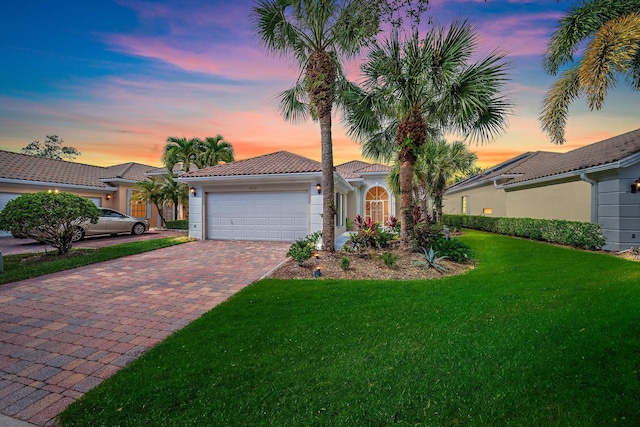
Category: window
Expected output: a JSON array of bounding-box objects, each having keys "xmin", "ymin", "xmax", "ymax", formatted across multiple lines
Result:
[
  {"xmin": 366, "ymin": 186, "xmax": 388, "ymax": 224},
  {"xmin": 335, "ymin": 193, "xmax": 345, "ymax": 227},
  {"xmin": 128, "ymin": 190, "xmax": 149, "ymax": 218},
  {"xmin": 461, "ymin": 196, "xmax": 468, "ymax": 215},
  {"xmin": 483, "ymin": 208, "xmax": 492, "ymax": 215}
]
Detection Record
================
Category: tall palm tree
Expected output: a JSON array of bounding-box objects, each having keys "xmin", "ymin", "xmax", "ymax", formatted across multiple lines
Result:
[
  {"xmin": 344, "ymin": 22, "xmax": 510, "ymax": 249},
  {"xmin": 163, "ymin": 137, "xmax": 202, "ymax": 173},
  {"xmin": 132, "ymin": 178, "xmax": 167, "ymax": 226},
  {"xmin": 540, "ymin": 0, "xmax": 640, "ymax": 145},
  {"xmin": 252, "ymin": 0, "xmax": 380, "ymax": 252},
  {"xmin": 195, "ymin": 135, "xmax": 235, "ymax": 169}
]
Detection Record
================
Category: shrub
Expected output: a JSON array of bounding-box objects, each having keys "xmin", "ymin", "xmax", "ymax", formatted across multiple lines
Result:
[
  {"xmin": 443, "ymin": 214, "xmax": 605, "ymax": 250},
  {"xmin": 340, "ymin": 256, "xmax": 351, "ymax": 271},
  {"xmin": 347, "ymin": 215, "xmax": 394, "ymax": 249},
  {"xmin": 412, "ymin": 222, "xmax": 444, "ymax": 250},
  {"xmin": 414, "ymin": 247, "xmax": 448, "ymax": 273},
  {"xmin": 432, "ymin": 237, "xmax": 475, "ymax": 263},
  {"xmin": 287, "ymin": 231, "xmax": 321, "ymax": 266},
  {"xmin": 165, "ymin": 220, "xmax": 188, "ymax": 230},
  {"xmin": 380, "ymin": 251, "xmax": 399, "ymax": 269},
  {"xmin": 0, "ymin": 192, "xmax": 99, "ymax": 255}
]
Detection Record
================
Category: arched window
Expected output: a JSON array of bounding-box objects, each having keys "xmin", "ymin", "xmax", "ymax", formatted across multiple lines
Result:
[{"xmin": 365, "ymin": 186, "xmax": 388, "ymax": 224}]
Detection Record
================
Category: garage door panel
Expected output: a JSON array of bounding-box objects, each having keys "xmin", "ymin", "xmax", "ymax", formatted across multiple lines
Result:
[{"xmin": 207, "ymin": 191, "xmax": 308, "ymax": 242}]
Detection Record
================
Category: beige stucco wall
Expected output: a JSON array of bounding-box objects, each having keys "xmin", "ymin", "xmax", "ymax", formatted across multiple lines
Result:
[
  {"xmin": 506, "ymin": 180, "xmax": 591, "ymax": 222},
  {"xmin": 444, "ymin": 179, "xmax": 591, "ymax": 222},
  {"xmin": 443, "ymin": 184, "xmax": 507, "ymax": 216}
]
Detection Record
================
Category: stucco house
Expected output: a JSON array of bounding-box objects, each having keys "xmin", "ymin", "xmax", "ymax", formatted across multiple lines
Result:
[
  {"xmin": 0, "ymin": 149, "xmax": 162, "ymax": 236},
  {"xmin": 443, "ymin": 128, "xmax": 640, "ymax": 251},
  {"xmin": 178, "ymin": 151, "xmax": 395, "ymax": 242}
]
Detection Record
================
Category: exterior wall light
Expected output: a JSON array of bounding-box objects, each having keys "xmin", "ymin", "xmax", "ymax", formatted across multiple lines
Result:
[
  {"xmin": 316, "ymin": 183, "xmax": 322, "ymax": 194},
  {"xmin": 190, "ymin": 187, "xmax": 197, "ymax": 197},
  {"xmin": 106, "ymin": 194, "xmax": 111, "ymax": 201},
  {"xmin": 631, "ymin": 178, "xmax": 640, "ymax": 193}
]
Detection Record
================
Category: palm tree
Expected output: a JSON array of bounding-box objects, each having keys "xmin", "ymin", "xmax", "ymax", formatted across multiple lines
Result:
[
  {"xmin": 540, "ymin": 0, "xmax": 640, "ymax": 145},
  {"xmin": 417, "ymin": 139, "xmax": 478, "ymax": 223},
  {"xmin": 159, "ymin": 174, "xmax": 189, "ymax": 221},
  {"xmin": 195, "ymin": 135, "xmax": 235, "ymax": 169},
  {"xmin": 132, "ymin": 178, "xmax": 167, "ymax": 226},
  {"xmin": 344, "ymin": 22, "xmax": 510, "ymax": 249},
  {"xmin": 163, "ymin": 137, "xmax": 202, "ymax": 173},
  {"xmin": 252, "ymin": 0, "xmax": 380, "ymax": 252}
]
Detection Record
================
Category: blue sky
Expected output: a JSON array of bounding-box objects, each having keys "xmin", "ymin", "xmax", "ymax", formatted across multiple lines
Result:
[{"xmin": 1, "ymin": 0, "xmax": 638, "ymax": 168}]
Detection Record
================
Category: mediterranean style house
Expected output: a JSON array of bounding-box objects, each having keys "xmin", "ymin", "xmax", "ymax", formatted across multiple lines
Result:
[
  {"xmin": 178, "ymin": 151, "xmax": 395, "ymax": 242},
  {"xmin": 443, "ymin": 128, "xmax": 640, "ymax": 251},
  {"xmin": 0, "ymin": 149, "xmax": 162, "ymax": 236}
]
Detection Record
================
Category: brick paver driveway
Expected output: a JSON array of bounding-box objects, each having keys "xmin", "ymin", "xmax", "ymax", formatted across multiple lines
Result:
[{"xmin": 0, "ymin": 239, "xmax": 290, "ymax": 426}]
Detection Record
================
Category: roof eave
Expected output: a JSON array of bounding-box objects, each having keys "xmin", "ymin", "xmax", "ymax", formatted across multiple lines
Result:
[{"xmin": 0, "ymin": 178, "xmax": 117, "ymax": 192}]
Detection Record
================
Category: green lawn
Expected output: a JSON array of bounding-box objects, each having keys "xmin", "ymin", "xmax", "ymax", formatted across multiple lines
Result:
[
  {"xmin": 0, "ymin": 235, "xmax": 193, "ymax": 285},
  {"xmin": 58, "ymin": 230, "xmax": 640, "ymax": 426}
]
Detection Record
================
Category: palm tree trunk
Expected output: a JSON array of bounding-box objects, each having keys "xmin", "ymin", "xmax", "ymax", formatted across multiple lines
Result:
[
  {"xmin": 320, "ymin": 113, "xmax": 335, "ymax": 252},
  {"xmin": 399, "ymin": 154, "xmax": 415, "ymax": 250}
]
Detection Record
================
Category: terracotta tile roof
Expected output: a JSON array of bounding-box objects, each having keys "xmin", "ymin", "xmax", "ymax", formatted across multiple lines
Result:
[
  {"xmin": 448, "ymin": 127, "xmax": 640, "ymax": 191},
  {"xmin": 180, "ymin": 151, "xmax": 323, "ymax": 177},
  {"xmin": 336, "ymin": 160, "xmax": 391, "ymax": 179},
  {"xmin": 506, "ymin": 127, "xmax": 640, "ymax": 185},
  {"xmin": 0, "ymin": 149, "xmax": 155, "ymax": 188}
]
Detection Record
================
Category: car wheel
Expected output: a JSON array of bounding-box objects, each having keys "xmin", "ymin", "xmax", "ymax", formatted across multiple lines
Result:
[
  {"xmin": 71, "ymin": 227, "xmax": 85, "ymax": 242},
  {"xmin": 132, "ymin": 223, "xmax": 146, "ymax": 235}
]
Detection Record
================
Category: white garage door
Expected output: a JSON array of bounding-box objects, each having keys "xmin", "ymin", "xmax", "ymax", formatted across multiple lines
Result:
[
  {"xmin": 0, "ymin": 193, "xmax": 21, "ymax": 236},
  {"xmin": 207, "ymin": 192, "xmax": 308, "ymax": 242}
]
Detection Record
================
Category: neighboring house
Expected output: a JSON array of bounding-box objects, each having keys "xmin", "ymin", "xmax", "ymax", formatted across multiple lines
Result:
[
  {"xmin": 0, "ymin": 149, "xmax": 161, "ymax": 236},
  {"xmin": 178, "ymin": 151, "xmax": 395, "ymax": 243},
  {"xmin": 443, "ymin": 128, "xmax": 640, "ymax": 251}
]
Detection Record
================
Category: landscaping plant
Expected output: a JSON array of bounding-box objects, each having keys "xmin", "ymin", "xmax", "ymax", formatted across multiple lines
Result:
[
  {"xmin": 414, "ymin": 246, "xmax": 448, "ymax": 273},
  {"xmin": 380, "ymin": 251, "xmax": 399, "ymax": 269},
  {"xmin": 287, "ymin": 231, "xmax": 322, "ymax": 266},
  {"xmin": 340, "ymin": 256, "xmax": 351, "ymax": 271},
  {"xmin": 0, "ymin": 192, "xmax": 99, "ymax": 255},
  {"xmin": 431, "ymin": 237, "xmax": 474, "ymax": 263}
]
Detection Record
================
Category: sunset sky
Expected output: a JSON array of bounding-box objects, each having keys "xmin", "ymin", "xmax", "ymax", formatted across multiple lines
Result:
[{"xmin": 1, "ymin": 0, "xmax": 638, "ymax": 169}]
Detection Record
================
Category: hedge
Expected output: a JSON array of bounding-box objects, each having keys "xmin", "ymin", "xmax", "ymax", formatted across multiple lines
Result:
[
  {"xmin": 443, "ymin": 214, "xmax": 605, "ymax": 250},
  {"xmin": 165, "ymin": 219, "xmax": 188, "ymax": 230}
]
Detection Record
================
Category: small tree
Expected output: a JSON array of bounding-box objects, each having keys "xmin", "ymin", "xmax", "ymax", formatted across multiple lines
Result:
[
  {"xmin": 21, "ymin": 135, "xmax": 81, "ymax": 160},
  {"xmin": 0, "ymin": 192, "xmax": 99, "ymax": 255}
]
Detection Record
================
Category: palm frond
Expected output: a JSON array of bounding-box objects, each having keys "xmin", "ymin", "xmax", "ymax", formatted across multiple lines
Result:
[
  {"xmin": 278, "ymin": 83, "xmax": 311, "ymax": 123},
  {"xmin": 539, "ymin": 68, "xmax": 582, "ymax": 145},
  {"xmin": 579, "ymin": 12, "xmax": 640, "ymax": 110}
]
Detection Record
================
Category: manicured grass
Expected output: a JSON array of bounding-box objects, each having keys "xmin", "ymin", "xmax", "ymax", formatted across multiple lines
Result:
[
  {"xmin": 59, "ymin": 231, "xmax": 640, "ymax": 426},
  {"xmin": 0, "ymin": 235, "xmax": 193, "ymax": 285}
]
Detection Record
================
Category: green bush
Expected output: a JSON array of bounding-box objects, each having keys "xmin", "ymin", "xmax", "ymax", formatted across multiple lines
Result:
[
  {"xmin": 443, "ymin": 214, "xmax": 605, "ymax": 250},
  {"xmin": 165, "ymin": 220, "xmax": 188, "ymax": 229},
  {"xmin": 380, "ymin": 251, "xmax": 399, "ymax": 269},
  {"xmin": 432, "ymin": 237, "xmax": 475, "ymax": 263},
  {"xmin": 340, "ymin": 256, "xmax": 351, "ymax": 271},
  {"xmin": 287, "ymin": 231, "xmax": 321, "ymax": 266},
  {"xmin": 0, "ymin": 192, "xmax": 99, "ymax": 254},
  {"xmin": 412, "ymin": 222, "xmax": 444, "ymax": 250}
]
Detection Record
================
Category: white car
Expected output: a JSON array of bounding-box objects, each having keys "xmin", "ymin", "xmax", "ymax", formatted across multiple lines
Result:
[{"xmin": 71, "ymin": 208, "xmax": 149, "ymax": 241}]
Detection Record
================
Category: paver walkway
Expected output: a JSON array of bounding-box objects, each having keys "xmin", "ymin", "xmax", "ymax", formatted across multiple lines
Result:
[{"xmin": 0, "ymin": 240, "xmax": 290, "ymax": 426}]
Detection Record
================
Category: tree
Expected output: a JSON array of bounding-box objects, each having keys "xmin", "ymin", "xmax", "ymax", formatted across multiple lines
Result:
[
  {"xmin": 417, "ymin": 139, "xmax": 478, "ymax": 222},
  {"xmin": 0, "ymin": 192, "xmax": 99, "ymax": 255},
  {"xmin": 21, "ymin": 135, "xmax": 81, "ymax": 160},
  {"xmin": 195, "ymin": 135, "xmax": 235, "ymax": 169},
  {"xmin": 132, "ymin": 178, "xmax": 167, "ymax": 226},
  {"xmin": 344, "ymin": 22, "xmax": 510, "ymax": 249},
  {"xmin": 161, "ymin": 174, "xmax": 189, "ymax": 222},
  {"xmin": 163, "ymin": 137, "xmax": 202, "ymax": 173},
  {"xmin": 252, "ymin": 0, "xmax": 382, "ymax": 252},
  {"xmin": 540, "ymin": 0, "xmax": 640, "ymax": 145}
]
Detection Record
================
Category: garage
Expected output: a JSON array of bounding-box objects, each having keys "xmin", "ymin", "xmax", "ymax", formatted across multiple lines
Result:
[{"xmin": 206, "ymin": 191, "xmax": 309, "ymax": 241}]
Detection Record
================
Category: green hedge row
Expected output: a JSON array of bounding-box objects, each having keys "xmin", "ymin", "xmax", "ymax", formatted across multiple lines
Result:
[
  {"xmin": 165, "ymin": 219, "xmax": 188, "ymax": 230},
  {"xmin": 443, "ymin": 214, "xmax": 605, "ymax": 250}
]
